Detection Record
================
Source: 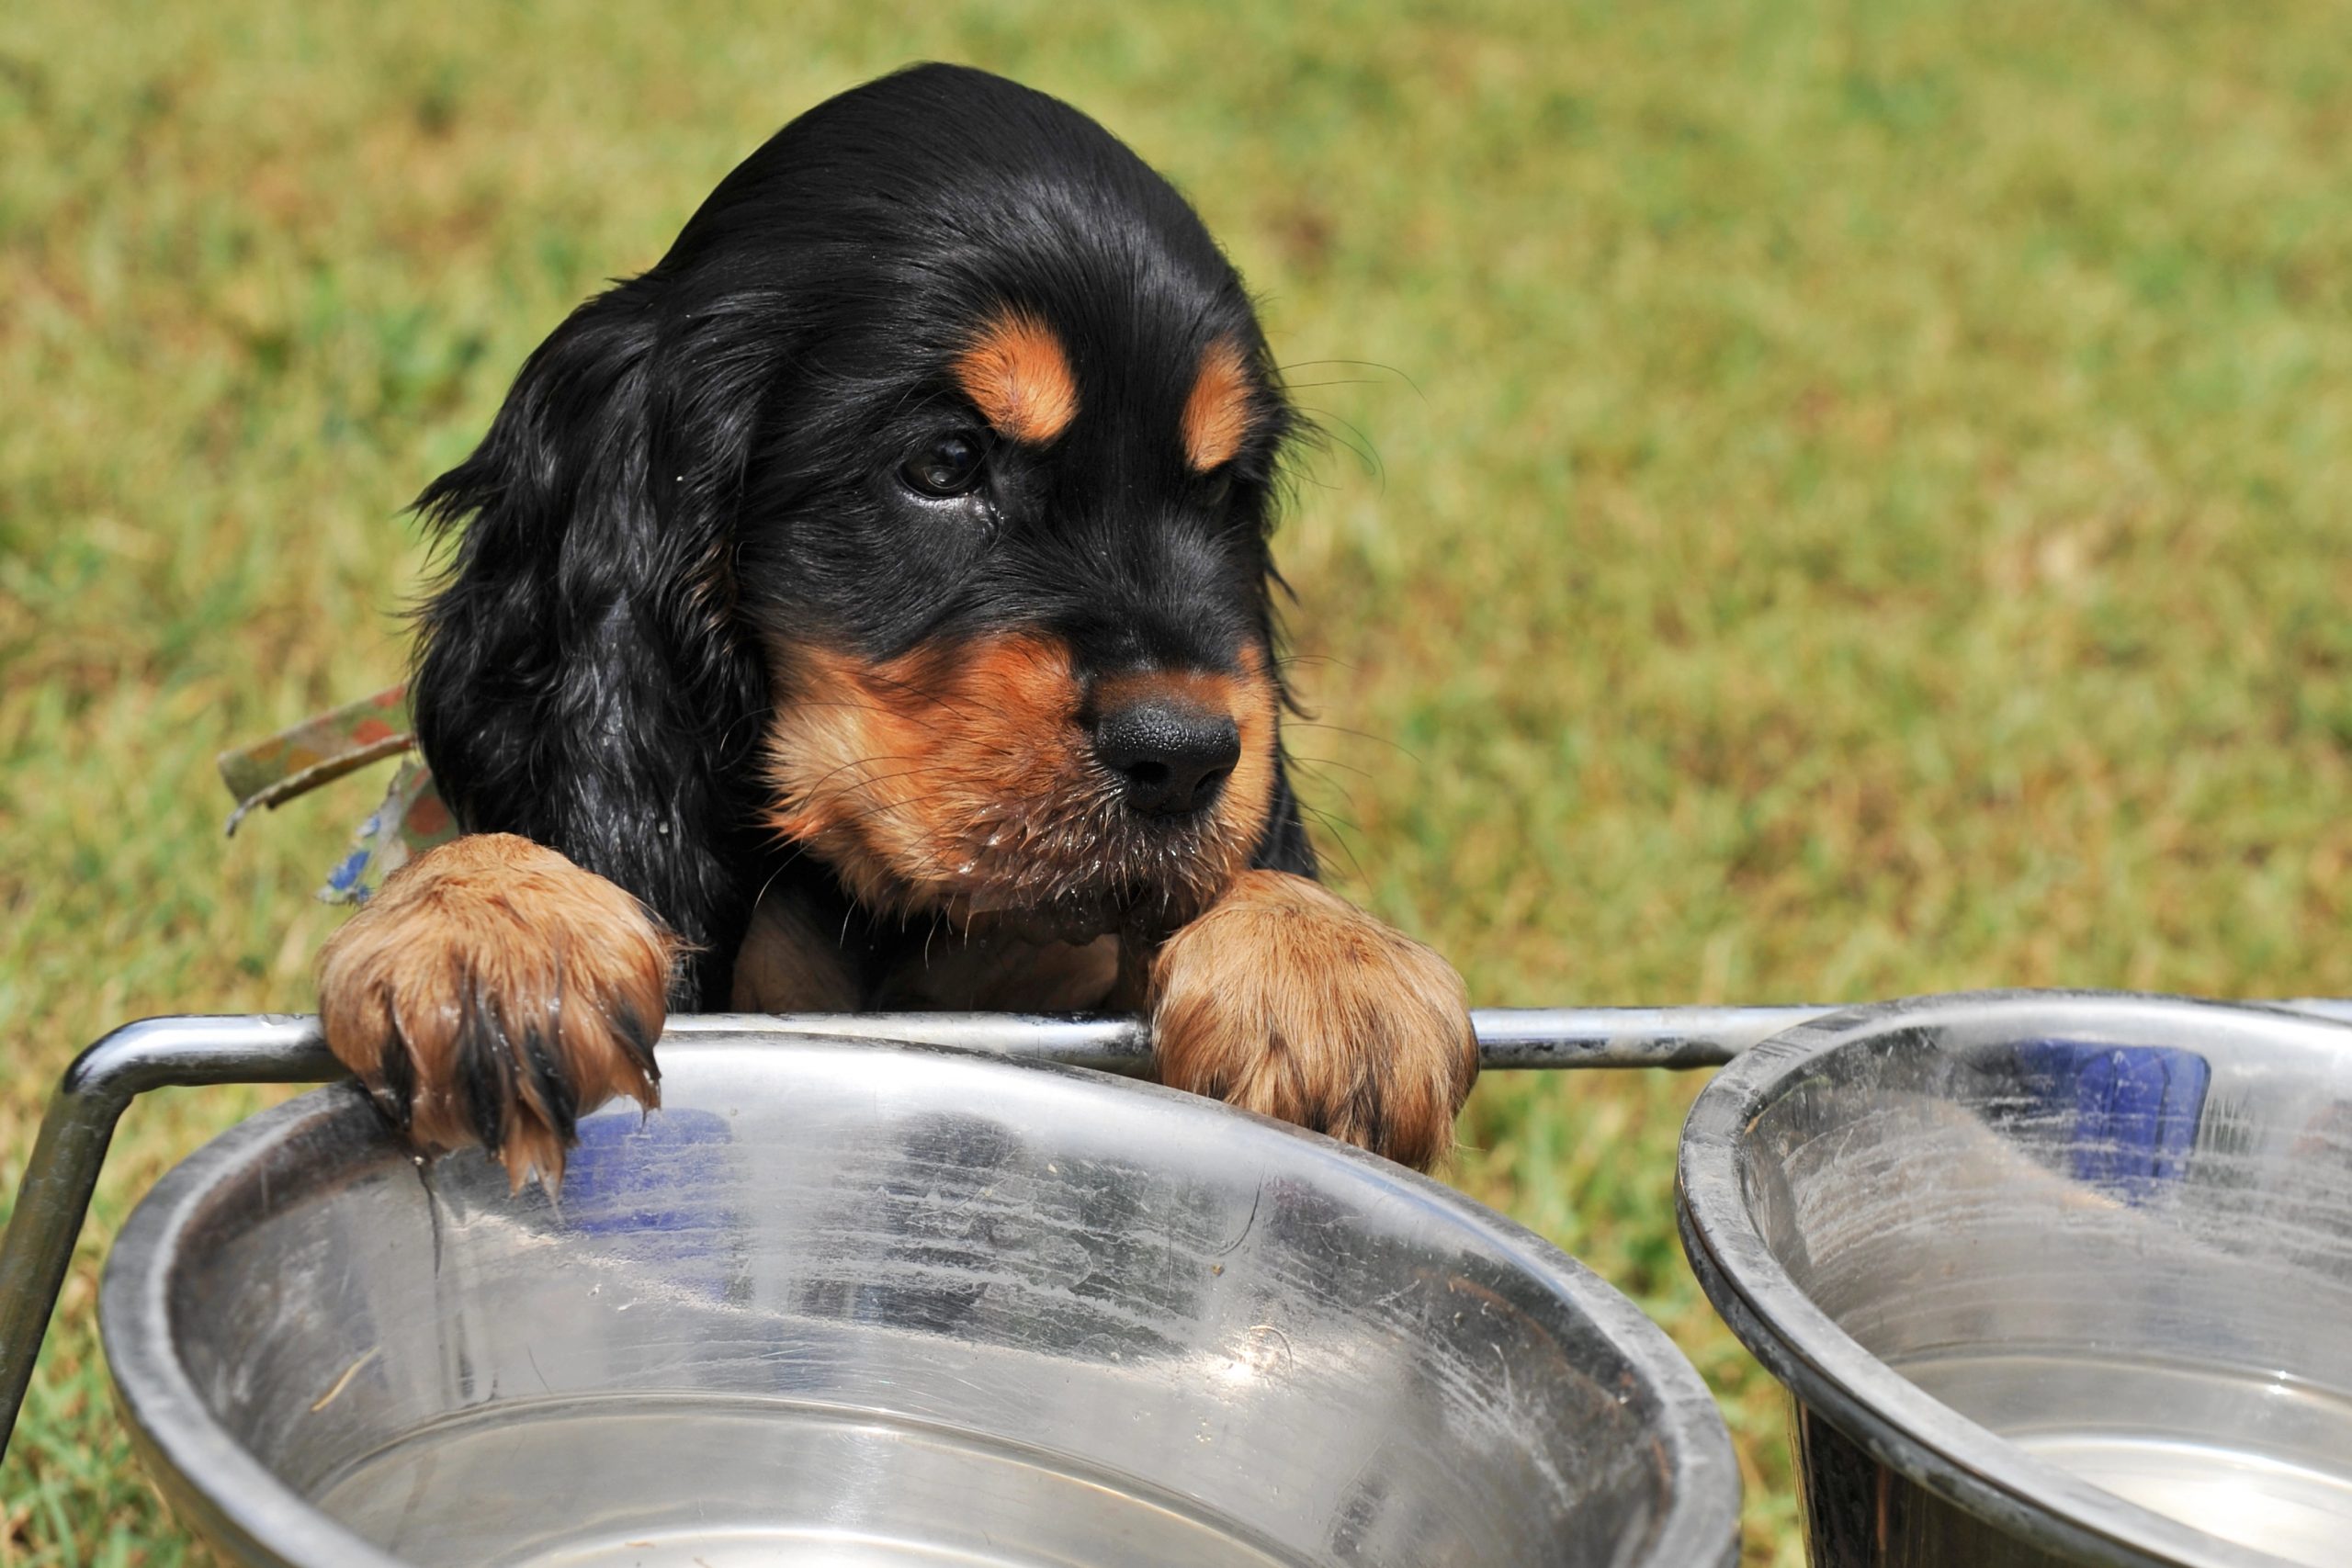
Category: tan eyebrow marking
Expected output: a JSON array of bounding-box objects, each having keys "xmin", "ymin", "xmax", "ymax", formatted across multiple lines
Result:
[
  {"xmin": 1181, "ymin": 336, "xmax": 1255, "ymax": 471},
  {"xmin": 953, "ymin": 309, "xmax": 1079, "ymax": 445}
]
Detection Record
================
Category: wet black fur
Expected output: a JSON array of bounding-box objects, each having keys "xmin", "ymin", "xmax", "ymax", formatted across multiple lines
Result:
[{"xmin": 412, "ymin": 64, "xmax": 1317, "ymax": 1006}]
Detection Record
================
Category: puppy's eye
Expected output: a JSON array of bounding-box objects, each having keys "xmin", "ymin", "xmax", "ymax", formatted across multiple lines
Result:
[
  {"xmin": 899, "ymin": 432, "xmax": 989, "ymax": 499},
  {"xmin": 1201, "ymin": 469, "xmax": 1235, "ymax": 510}
]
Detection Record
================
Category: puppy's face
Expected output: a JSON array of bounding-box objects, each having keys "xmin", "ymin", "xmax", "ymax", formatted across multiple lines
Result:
[{"xmin": 678, "ymin": 69, "xmax": 1296, "ymax": 941}]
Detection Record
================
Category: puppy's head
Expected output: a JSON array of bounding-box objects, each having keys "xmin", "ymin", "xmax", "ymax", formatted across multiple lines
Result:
[
  {"xmin": 741, "ymin": 71, "xmax": 1298, "ymax": 941},
  {"xmin": 423, "ymin": 66, "xmax": 1299, "ymax": 946}
]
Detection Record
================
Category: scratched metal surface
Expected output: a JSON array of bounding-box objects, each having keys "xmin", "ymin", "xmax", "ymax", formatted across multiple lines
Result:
[
  {"xmin": 102, "ymin": 1033, "xmax": 1738, "ymax": 1568},
  {"xmin": 1681, "ymin": 992, "xmax": 2352, "ymax": 1568}
]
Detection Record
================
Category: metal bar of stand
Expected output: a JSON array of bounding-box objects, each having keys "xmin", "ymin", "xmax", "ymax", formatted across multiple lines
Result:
[
  {"xmin": 663, "ymin": 1005, "xmax": 1842, "ymax": 1073},
  {"xmin": 6, "ymin": 995, "xmax": 2348, "ymax": 1467},
  {"xmin": 0, "ymin": 1016, "xmax": 339, "ymax": 1462},
  {"xmin": 1, "ymin": 1003, "xmax": 1819, "ymax": 1463}
]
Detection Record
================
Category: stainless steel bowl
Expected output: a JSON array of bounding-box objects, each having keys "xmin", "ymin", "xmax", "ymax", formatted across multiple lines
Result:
[
  {"xmin": 1678, "ymin": 991, "xmax": 2352, "ymax": 1568},
  {"xmin": 104, "ymin": 1030, "xmax": 1739, "ymax": 1567}
]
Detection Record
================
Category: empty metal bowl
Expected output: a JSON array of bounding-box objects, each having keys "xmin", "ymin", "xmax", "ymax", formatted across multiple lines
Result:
[
  {"xmin": 1679, "ymin": 991, "xmax": 2352, "ymax": 1568},
  {"xmin": 103, "ymin": 1029, "xmax": 1739, "ymax": 1567}
]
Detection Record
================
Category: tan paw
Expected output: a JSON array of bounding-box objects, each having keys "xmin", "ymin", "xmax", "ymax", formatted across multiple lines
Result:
[
  {"xmin": 1148, "ymin": 870, "xmax": 1476, "ymax": 1170},
  {"xmin": 316, "ymin": 833, "xmax": 677, "ymax": 1189}
]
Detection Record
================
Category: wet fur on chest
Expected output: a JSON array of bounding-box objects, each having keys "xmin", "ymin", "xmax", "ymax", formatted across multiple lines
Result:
[{"xmin": 729, "ymin": 878, "xmax": 1127, "ymax": 1014}]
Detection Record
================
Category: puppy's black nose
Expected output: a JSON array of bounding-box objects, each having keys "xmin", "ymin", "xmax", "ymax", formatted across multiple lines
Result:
[{"xmin": 1093, "ymin": 700, "xmax": 1241, "ymax": 816}]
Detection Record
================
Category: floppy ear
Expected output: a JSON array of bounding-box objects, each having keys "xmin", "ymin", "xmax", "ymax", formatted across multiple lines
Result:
[{"xmin": 410, "ymin": 279, "xmax": 773, "ymax": 1005}]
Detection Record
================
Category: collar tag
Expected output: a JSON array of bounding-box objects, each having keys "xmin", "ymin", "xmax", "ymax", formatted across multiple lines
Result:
[{"xmin": 218, "ymin": 685, "xmax": 458, "ymax": 903}]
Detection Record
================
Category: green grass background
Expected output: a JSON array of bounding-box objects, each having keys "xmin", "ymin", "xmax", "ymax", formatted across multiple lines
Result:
[{"xmin": 5, "ymin": 1, "xmax": 2350, "ymax": 1562}]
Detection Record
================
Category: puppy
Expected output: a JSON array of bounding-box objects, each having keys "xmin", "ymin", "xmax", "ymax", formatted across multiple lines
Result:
[{"xmin": 317, "ymin": 64, "xmax": 1476, "ymax": 1187}]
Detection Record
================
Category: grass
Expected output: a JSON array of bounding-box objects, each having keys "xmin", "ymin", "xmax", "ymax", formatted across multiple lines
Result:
[{"xmin": 4, "ymin": 0, "xmax": 2350, "ymax": 1562}]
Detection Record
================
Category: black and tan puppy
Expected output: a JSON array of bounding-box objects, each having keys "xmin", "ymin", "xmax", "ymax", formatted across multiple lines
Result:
[{"xmin": 318, "ymin": 64, "xmax": 1476, "ymax": 1187}]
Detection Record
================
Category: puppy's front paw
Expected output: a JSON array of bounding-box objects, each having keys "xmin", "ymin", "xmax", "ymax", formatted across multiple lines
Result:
[
  {"xmin": 1148, "ymin": 870, "xmax": 1476, "ymax": 1170},
  {"xmin": 317, "ymin": 833, "xmax": 676, "ymax": 1189}
]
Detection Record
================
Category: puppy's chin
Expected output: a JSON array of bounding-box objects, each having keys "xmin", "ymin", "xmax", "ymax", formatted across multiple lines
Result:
[
  {"xmin": 761, "ymin": 630, "xmax": 1280, "ymax": 944},
  {"xmin": 798, "ymin": 770, "xmax": 1259, "ymax": 944}
]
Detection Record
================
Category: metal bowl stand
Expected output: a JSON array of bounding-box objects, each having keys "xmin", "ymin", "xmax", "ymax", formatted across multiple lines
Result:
[{"xmin": 7, "ymin": 997, "xmax": 2347, "ymax": 1472}]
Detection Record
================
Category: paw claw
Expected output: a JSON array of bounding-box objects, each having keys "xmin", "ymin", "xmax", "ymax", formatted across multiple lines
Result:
[
  {"xmin": 517, "ymin": 1024, "xmax": 579, "ymax": 1144},
  {"xmin": 373, "ymin": 1023, "xmax": 416, "ymax": 1134},
  {"xmin": 608, "ymin": 1002, "xmax": 661, "ymax": 1088},
  {"xmin": 458, "ymin": 978, "xmax": 518, "ymax": 1155}
]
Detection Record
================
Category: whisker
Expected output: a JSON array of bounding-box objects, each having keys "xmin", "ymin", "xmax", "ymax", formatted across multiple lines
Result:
[
  {"xmin": 1295, "ymin": 800, "xmax": 1369, "ymax": 886},
  {"xmin": 1292, "ymin": 406, "xmax": 1383, "ymax": 483},
  {"xmin": 1287, "ymin": 751, "xmax": 1376, "ymax": 786},
  {"xmin": 1286, "ymin": 718, "xmax": 1417, "ymax": 759},
  {"xmin": 1272, "ymin": 358, "xmax": 1426, "ymax": 402}
]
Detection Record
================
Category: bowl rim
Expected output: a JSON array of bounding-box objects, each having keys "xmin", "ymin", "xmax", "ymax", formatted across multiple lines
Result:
[
  {"xmin": 104, "ymin": 1029, "xmax": 1743, "ymax": 1568},
  {"xmin": 1677, "ymin": 987, "xmax": 2352, "ymax": 1568}
]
